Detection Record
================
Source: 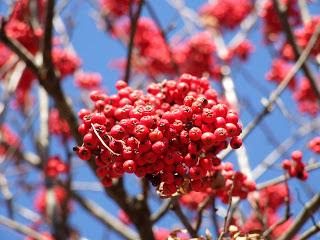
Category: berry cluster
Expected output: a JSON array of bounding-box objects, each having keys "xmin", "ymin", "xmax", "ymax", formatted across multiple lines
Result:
[
  {"xmin": 49, "ymin": 108, "xmax": 71, "ymax": 142},
  {"xmin": 281, "ymin": 17, "xmax": 320, "ymax": 60},
  {"xmin": 113, "ymin": 17, "xmax": 175, "ymax": 77},
  {"xmin": 199, "ymin": 0, "xmax": 252, "ymax": 30},
  {"xmin": 174, "ymin": 32, "xmax": 216, "ymax": 79},
  {"xmin": 216, "ymin": 164, "xmax": 256, "ymax": 203},
  {"xmin": 266, "ymin": 59, "xmax": 296, "ymax": 89},
  {"xmin": 179, "ymin": 191, "xmax": 208, "ymax": 210},
  {"xmin": 308, "ymin": 136, "xmax": 320, "ymax": 154},
  {"xmin": 52, "ymin": 48, "xmax": 81, "ymax": 79},
  {"xmin": 258, "ymin": 184, "xmax": 289, "ymax": 212},
  {"xmin": 75, "ymin": 72, "xmax": 102, "ymax": 90},
  {"xmin": 44, "ymin": 156, "xmax": 69, "ymax": 178},
  {"xmin": 99, "ymin": 0, "xmax": 140, "ymax": 19},
  {"xmin": 282, "ymin": 150, "xmax": 308, "ymax": 180},
  {"xmin": 225, "ymin": 40, "xmax": 254, "ymax": 62},
  {"xmin": 75, "ymin": 74, "xmax": 244, "ymax": 197},
  {"xmin": 294, "ymin": 77, "xmax": 319, "ymax": 116},
  {"xmin": 260, "ymin": 0, "xmax": 300, "ymax": 43}
]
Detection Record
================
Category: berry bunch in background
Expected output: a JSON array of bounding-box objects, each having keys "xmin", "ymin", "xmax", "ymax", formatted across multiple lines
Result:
[
  {"xmin": 282, "ymin": 150, "xmax": 308, "ymax": 180},
  {"xmin": 74, "ymin": 74, "xmax": 252, "ymax": 197},
  {"xmin": 44, "ymin": 156, "xmax": 69, "ymax": 178},
  {"xmin": 308, "ymin": 136, "xmax": 320, "ymax": 154}
]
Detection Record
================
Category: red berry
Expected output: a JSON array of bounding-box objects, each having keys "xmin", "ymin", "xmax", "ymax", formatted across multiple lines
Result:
[
  {"xmin": 189, "ymin": 127, "xmax": 202, "ymax": 141},
  {"xmin": 123, "ymin": 160, "xmax": 136, "ymax": 173},
  {"xmin": 230, "ymin": 136, "xmax": 242, "ymax": 149}
]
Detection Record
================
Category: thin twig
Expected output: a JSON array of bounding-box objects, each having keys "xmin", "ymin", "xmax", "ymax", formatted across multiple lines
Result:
[
  {"xmin": 218, "ymin": 176, "xmax": 235, "ymax": 240},
  {"xmin": 124, "ymin": 0, "xmax": 144, "ymax": 83},
  {"xmin": 256, "ymin": 161, "xmax": 320, "ymax": 190},
  {"xmin": 194, "ymin": 196, "xmax": 211, "ymax": 233},
  {"xmin": 300, "ymin": 221, "xmax": 320, "ymax": 240},
  {"xmin": 72, "ymin": 191, "xmax": 139, "ymax": 240},
  {"xmin": 0, "ymin": 215, "xmax": 47, "ymax": 240},
  {"xmin": 252, "ymin": 119, "xmax": 320, "ymax": 180},
  {"xmin": 278, "ymin": 193, "xmax": 320, "ymax": 240},
  {"xmin": 172, "ymin": 199, "xmax": 197, "ymax": 238},
  {"xmin": 151, "ymin": 198, "xmax": 174, "ymax": 223},
  {"xmin": 262, "ymin": 175, "xmax": 291, "ymax": 238}
]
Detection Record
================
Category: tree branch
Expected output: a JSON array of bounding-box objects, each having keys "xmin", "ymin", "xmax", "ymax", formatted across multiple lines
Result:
[
  {"xmin": 278, "ymin": 193, "xmax": 320, "ymax": 240},
  {"xmin": 72, "ymin": 191, "xmax": 139, "ymax": 240},
  {"xmin": 124, "ymin": 0, "xmax": 144, "ymax": 83},
  {"xmin": 0, "ymin": 215, "xmax": 47, "ymax": 240}
]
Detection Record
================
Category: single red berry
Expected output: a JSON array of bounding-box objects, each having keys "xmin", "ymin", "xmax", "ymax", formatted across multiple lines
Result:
[
  {"xmin": 230, "ymin": 136, "xmax": 242, "ymax": 149},
  {"xmin": 123, "ymin": 160, "xmax": 136, "ymax": 173},
  {"xmin": 214, "ymin": 128, "xmax": 228, "ymax": 141},
  {"xmin": 291, "ymin": 150, "xmax": 303, "ymax": 162},
  {"xmin": 189, "ymin": 127, "xmax": 202, "ymax": 141}
]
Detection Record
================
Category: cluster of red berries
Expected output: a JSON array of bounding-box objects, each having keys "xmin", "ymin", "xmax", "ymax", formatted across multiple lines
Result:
[
  {"xmin": 0, "ymin": 124, "xmax": 20, "ymax": 155},
  {"xmin": 99, "ymin": 0, "xmax": 140, "ymax": 19},
  {"xmin": 294, "ymin": 77, "xmax": 319, "ymax": 116},
  {"xmin": 51, "ymin": 48, "xmax": 81, "ymax": 79},
  {"xmin": 174, "ymin": 32, "xmax": 216, "ymax": 79},
  {"xmin": 113, "ymin": 17, "xmax": 175, "ymax": 77},
  {"xmin": 179, "ymin": 191, "xmax": 208, "ymax": 210},
  {"xmin": 75, "ymin": 72, "xmax": 102, "ymax": 90},
  {"xmin": 199, "ymin": 0, "xmax": 252, "ymax": 30},
  {"xmin": 308, "ymin": 136, "xmax": 320, "ymax": 154},
  {"xmin": 266, "ymin": 59, "xmax": 296, "ymax": 89},
  {"xmin": 260, "ymin": 0, "xmax": 301, "ymax": 43},
  {"xmin": 44, "ymin": 156, "xmax": 69, "ymax": 178},
  {"xmin": 258, "ymin": 184, "xmax": 289, "ymax": 212},
  {"xmin": 49, "ymin": 108, "xmax": 71, "ymax": 142},
  {"xmin": 224, "ymin": 40, "xmax": 254, "ymax": 62},
  {"xmin": 282, "ymin": 17, "xmax": 320, "ymax": 60},
  {"xmin": 282, "ymin": 150, "xmax": 308, "ymax": 180},
  {"xmin": 75, "ymin": 74, "xmax": 244, "ymax": 196},
  {"xmin": 216, "ymin": 163, "xmax": 256, "ymax": 203}
]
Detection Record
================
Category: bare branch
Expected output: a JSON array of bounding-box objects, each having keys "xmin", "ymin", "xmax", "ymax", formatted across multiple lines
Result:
[
  {"xmin": 72, "ymin": 191, "xmax": 139, "ymax": 240},
  {"xmin": 252, "ymin": 119, "xmax": 320, "ymax": 180},
  {"xmin": 0, "ymin": 21, "xmax": 40, "ymax": 77},
  {"xmin": 0, "ymin": 215, "xmax": 47, "ymax": 240},
  {"xmin": 124, "ymin": 0, "xmax": 144, "ymax": 83},
  {"xmin": 0, "ymin": 173, "xmax": 13, "ymax": 218},
  {"xmin": 300, "ymin": 222, "xmax": 320, "ymax": 240},
  {"xmin": 151, "ymin": 198, "xmax": 174, "ymax": 223},
  {"xmin": 278, "ymin": 193, "xmax": 320, "ymax": 240},
  {"xmin": 256, "ymin": 161, "xmax": 320, "ymax": 190},
  {"xmin": 172, "ymin": 200, "xmax": 197, "ymax": 238},
  {"xmin": 194, "ymin": 196, "xmax": 211, "ymax": 233},
  {"xmin": 42, "ymin": 0, "xmax": 55, "ymax": 71}
]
